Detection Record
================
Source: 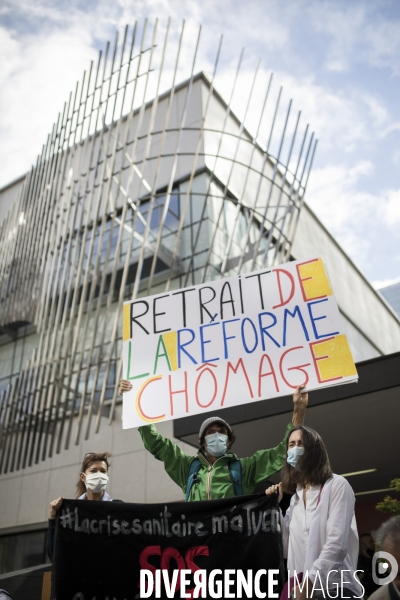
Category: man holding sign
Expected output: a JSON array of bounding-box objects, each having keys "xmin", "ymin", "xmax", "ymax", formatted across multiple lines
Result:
[
  {"xmin": 120, "ymin": 256, "xmax": 357, "ymax": 501},
  {"xmin": 121, "ymin": 258, "xmax": 357, "ymax": 431},
  {"xmin": 119, "ymin": 379, "xmax": 308, "ymax": 501}
]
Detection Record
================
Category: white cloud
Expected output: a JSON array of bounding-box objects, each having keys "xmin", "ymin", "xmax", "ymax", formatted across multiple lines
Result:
[
  {"xmin": 381, "ymin": 122, "xmax": 400, "ymax": 138},
  {"xmin": 382, "ymin": 189, "xmax": 400, "ymax": 227},
  {"xmin": 309, "ymin": 2, "xmax": 366, "ymax": 73},
  {"xmin": 0, "ymin": 24, "xmax": 98, "ymax": 186},
  {"xmin": 365, "ymin": 18, "xmax": 400, "ymax": 73},
  {"xmin": 306, "ymin": 160, "xmax": 400, "ymax": 275},
  {"xmin": 307, "ymin": 160, "xmax": 375, "ymax": 228},
  {"xmin": 309, "ymin": 1, "xmax": 400, "ymax": 75},
  {"xmin": 0, "ymin": 27, "xmax": 20, "ymax": 81},
  {"xmin": 363, "ymin": 94, "xmax": 389, "ymax": 128},
  {"xmin": 265, "ymin": 73, "xmax": 395, "ymax": 160},
  {"xmin": 393, "ymin": 149, "xmax": 400, "ymax": 165},
  {"xmin": 324, "ymin": 60, "xmax": 347, "ymax": 73}
]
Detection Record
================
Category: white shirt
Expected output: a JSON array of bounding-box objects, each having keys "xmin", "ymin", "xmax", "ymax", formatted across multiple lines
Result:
[
  {"xmin": 281, "ymin": 475, "xmax": 361, "ymax": 596},
  {"xmin": 289, "ymin": 483, "xmax": 322, "ymax": 574}
]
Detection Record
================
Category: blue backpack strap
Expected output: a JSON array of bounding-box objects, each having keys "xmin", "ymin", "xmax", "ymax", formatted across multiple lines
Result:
[
  {"xmin": 229, "ymin": 459, "xmax": 243, "ymax": 496},
  {"xmin": 185, "ymin": 458, "xmax": 202, "ymax": 501}
]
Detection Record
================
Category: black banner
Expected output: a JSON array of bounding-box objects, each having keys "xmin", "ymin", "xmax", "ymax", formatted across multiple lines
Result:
[{"xmin": 52, "ymin": 494, "xmax": 284, "ymax": 600}]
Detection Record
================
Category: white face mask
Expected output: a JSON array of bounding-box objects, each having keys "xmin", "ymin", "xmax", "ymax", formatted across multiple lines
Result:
[{"xmin": 84, "ymin": 472, "xmax": 109, "ymax": 494}]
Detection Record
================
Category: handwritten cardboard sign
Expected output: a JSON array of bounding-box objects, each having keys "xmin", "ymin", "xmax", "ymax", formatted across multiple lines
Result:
[{"xmin": 122, "ymin": 257, "xmax": 358, "ymax": 428}]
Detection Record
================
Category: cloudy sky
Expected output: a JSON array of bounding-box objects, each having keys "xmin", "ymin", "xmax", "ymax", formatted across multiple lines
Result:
[{"xmin": 1, "ymin": 0, "xmax": 399, "ymax": 289}]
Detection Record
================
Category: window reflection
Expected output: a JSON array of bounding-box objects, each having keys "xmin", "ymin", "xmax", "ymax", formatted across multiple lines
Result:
[{"xmin": 0, "ymin": 530, "xmax": 49, "ymax": 574}]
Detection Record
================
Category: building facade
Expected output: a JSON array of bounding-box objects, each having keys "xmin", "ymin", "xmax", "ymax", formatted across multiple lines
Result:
[{"xmin": 0, "ymin": 24, "xmax": 399, "ymax": 574}]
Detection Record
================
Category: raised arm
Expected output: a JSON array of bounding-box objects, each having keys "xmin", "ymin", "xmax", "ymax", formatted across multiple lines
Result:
[
  {"xmin": 291, "ymin": 385, "xmax": 308, "ymax": 425},
  {"xmin": 120, "ymin": 379, "xmax": 193, "ymax": 490},
  {"xmin": 240, "ymin": 386, "xmax": 308, "ymax": 491},
  {"xmin": 138, "ymin": 424, "xmax": 193, "ymax": 491},
  {"xmin": 240, "ymin": 421, "xmax": 293, "ymax": 491}
]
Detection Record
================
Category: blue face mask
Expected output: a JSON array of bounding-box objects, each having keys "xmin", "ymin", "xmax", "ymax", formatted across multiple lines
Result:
[
  {"xmin": 287, "ymin": 446, "xmax": 304, "ymax": 468},
  {"xmin": 204, "ymin": 432, "xmax": 228, "ymax": 457}
]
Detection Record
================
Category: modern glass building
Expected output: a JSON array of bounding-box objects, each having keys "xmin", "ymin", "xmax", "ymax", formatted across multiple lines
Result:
[{"xmin": 0, "ymin": 23, "xmax": 399, "ymax": 575}]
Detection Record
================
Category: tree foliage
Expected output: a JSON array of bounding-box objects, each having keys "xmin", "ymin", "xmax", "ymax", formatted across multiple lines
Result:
[{"xmin": 376, "ymin": 479, "xmax": 400, "ymax": 515}]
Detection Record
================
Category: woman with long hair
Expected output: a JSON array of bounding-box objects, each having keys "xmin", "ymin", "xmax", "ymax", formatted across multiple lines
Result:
[
  {"xmin": 47, "ymin": 451, "xmax": 116, "ymax": 560},
  {"xmin": 266, "ymin": 425, "xmax": 361, "ymax": 600}
]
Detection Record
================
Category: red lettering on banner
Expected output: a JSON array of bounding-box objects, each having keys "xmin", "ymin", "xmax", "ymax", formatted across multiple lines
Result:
[
  {"xmin": 220, "ymin": 359, "xmax": 254, "ymax": 406},
  {"xmin": 195, "ymin": 363, "xmax": 218, "ymax": 408},
  {"xmin": 279, "ymin": 346, "xmax": 310, "ymax": 388},
  {"xmin": 138, "ymin": 545, "xmax": 161, "ymax": 591},
  {"xmin": 258, "ymin": 354, "xmax": 279, "ymax": 396},
  {"xmin": 138, "ymin": 545, "xmax": 211, "ymax": 596},
  {"xmin": 272, "ymin": 268, "xmax": 295, "ymax": 308},
  {"xmin": 160, "ymin": 547, "xmax": 186, "ymax": 593},
  {"xmin": 185, "ymin": 546, "xmax": 210, "ymax": 598},
  {"xmin": 168, "ymin": 371, "xmax": 189, "ymax": 416}
]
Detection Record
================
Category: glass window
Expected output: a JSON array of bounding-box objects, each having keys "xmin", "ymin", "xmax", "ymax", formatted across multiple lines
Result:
[{"xmin": 0, "ymin": 529, "xmax": 50, "ymax": 575}]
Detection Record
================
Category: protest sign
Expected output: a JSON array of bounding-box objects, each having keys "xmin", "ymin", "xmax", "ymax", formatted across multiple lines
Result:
[
  {"xmin": 123, "ymin": 256, "xmax": 358, "ymax": 429},
  {"xmin": 51, "ymin": 494, "xmax": 284, "ymax": 600}
]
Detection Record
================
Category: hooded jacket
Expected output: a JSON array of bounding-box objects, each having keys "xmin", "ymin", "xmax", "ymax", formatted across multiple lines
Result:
[{"xmin": 138, "ymin": 422, "xmax": 294, "ymax": 501}]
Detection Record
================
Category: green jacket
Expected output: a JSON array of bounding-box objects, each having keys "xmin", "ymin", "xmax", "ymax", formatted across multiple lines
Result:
[{"xmin": 138, "ymin": 422, "xmax": 294, "ymax": 501}]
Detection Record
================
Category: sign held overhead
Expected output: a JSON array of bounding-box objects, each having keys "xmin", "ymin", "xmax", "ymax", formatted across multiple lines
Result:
[{"xmin": 122, "ymin": 257, "xmax": 358, "ymax": 429}]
